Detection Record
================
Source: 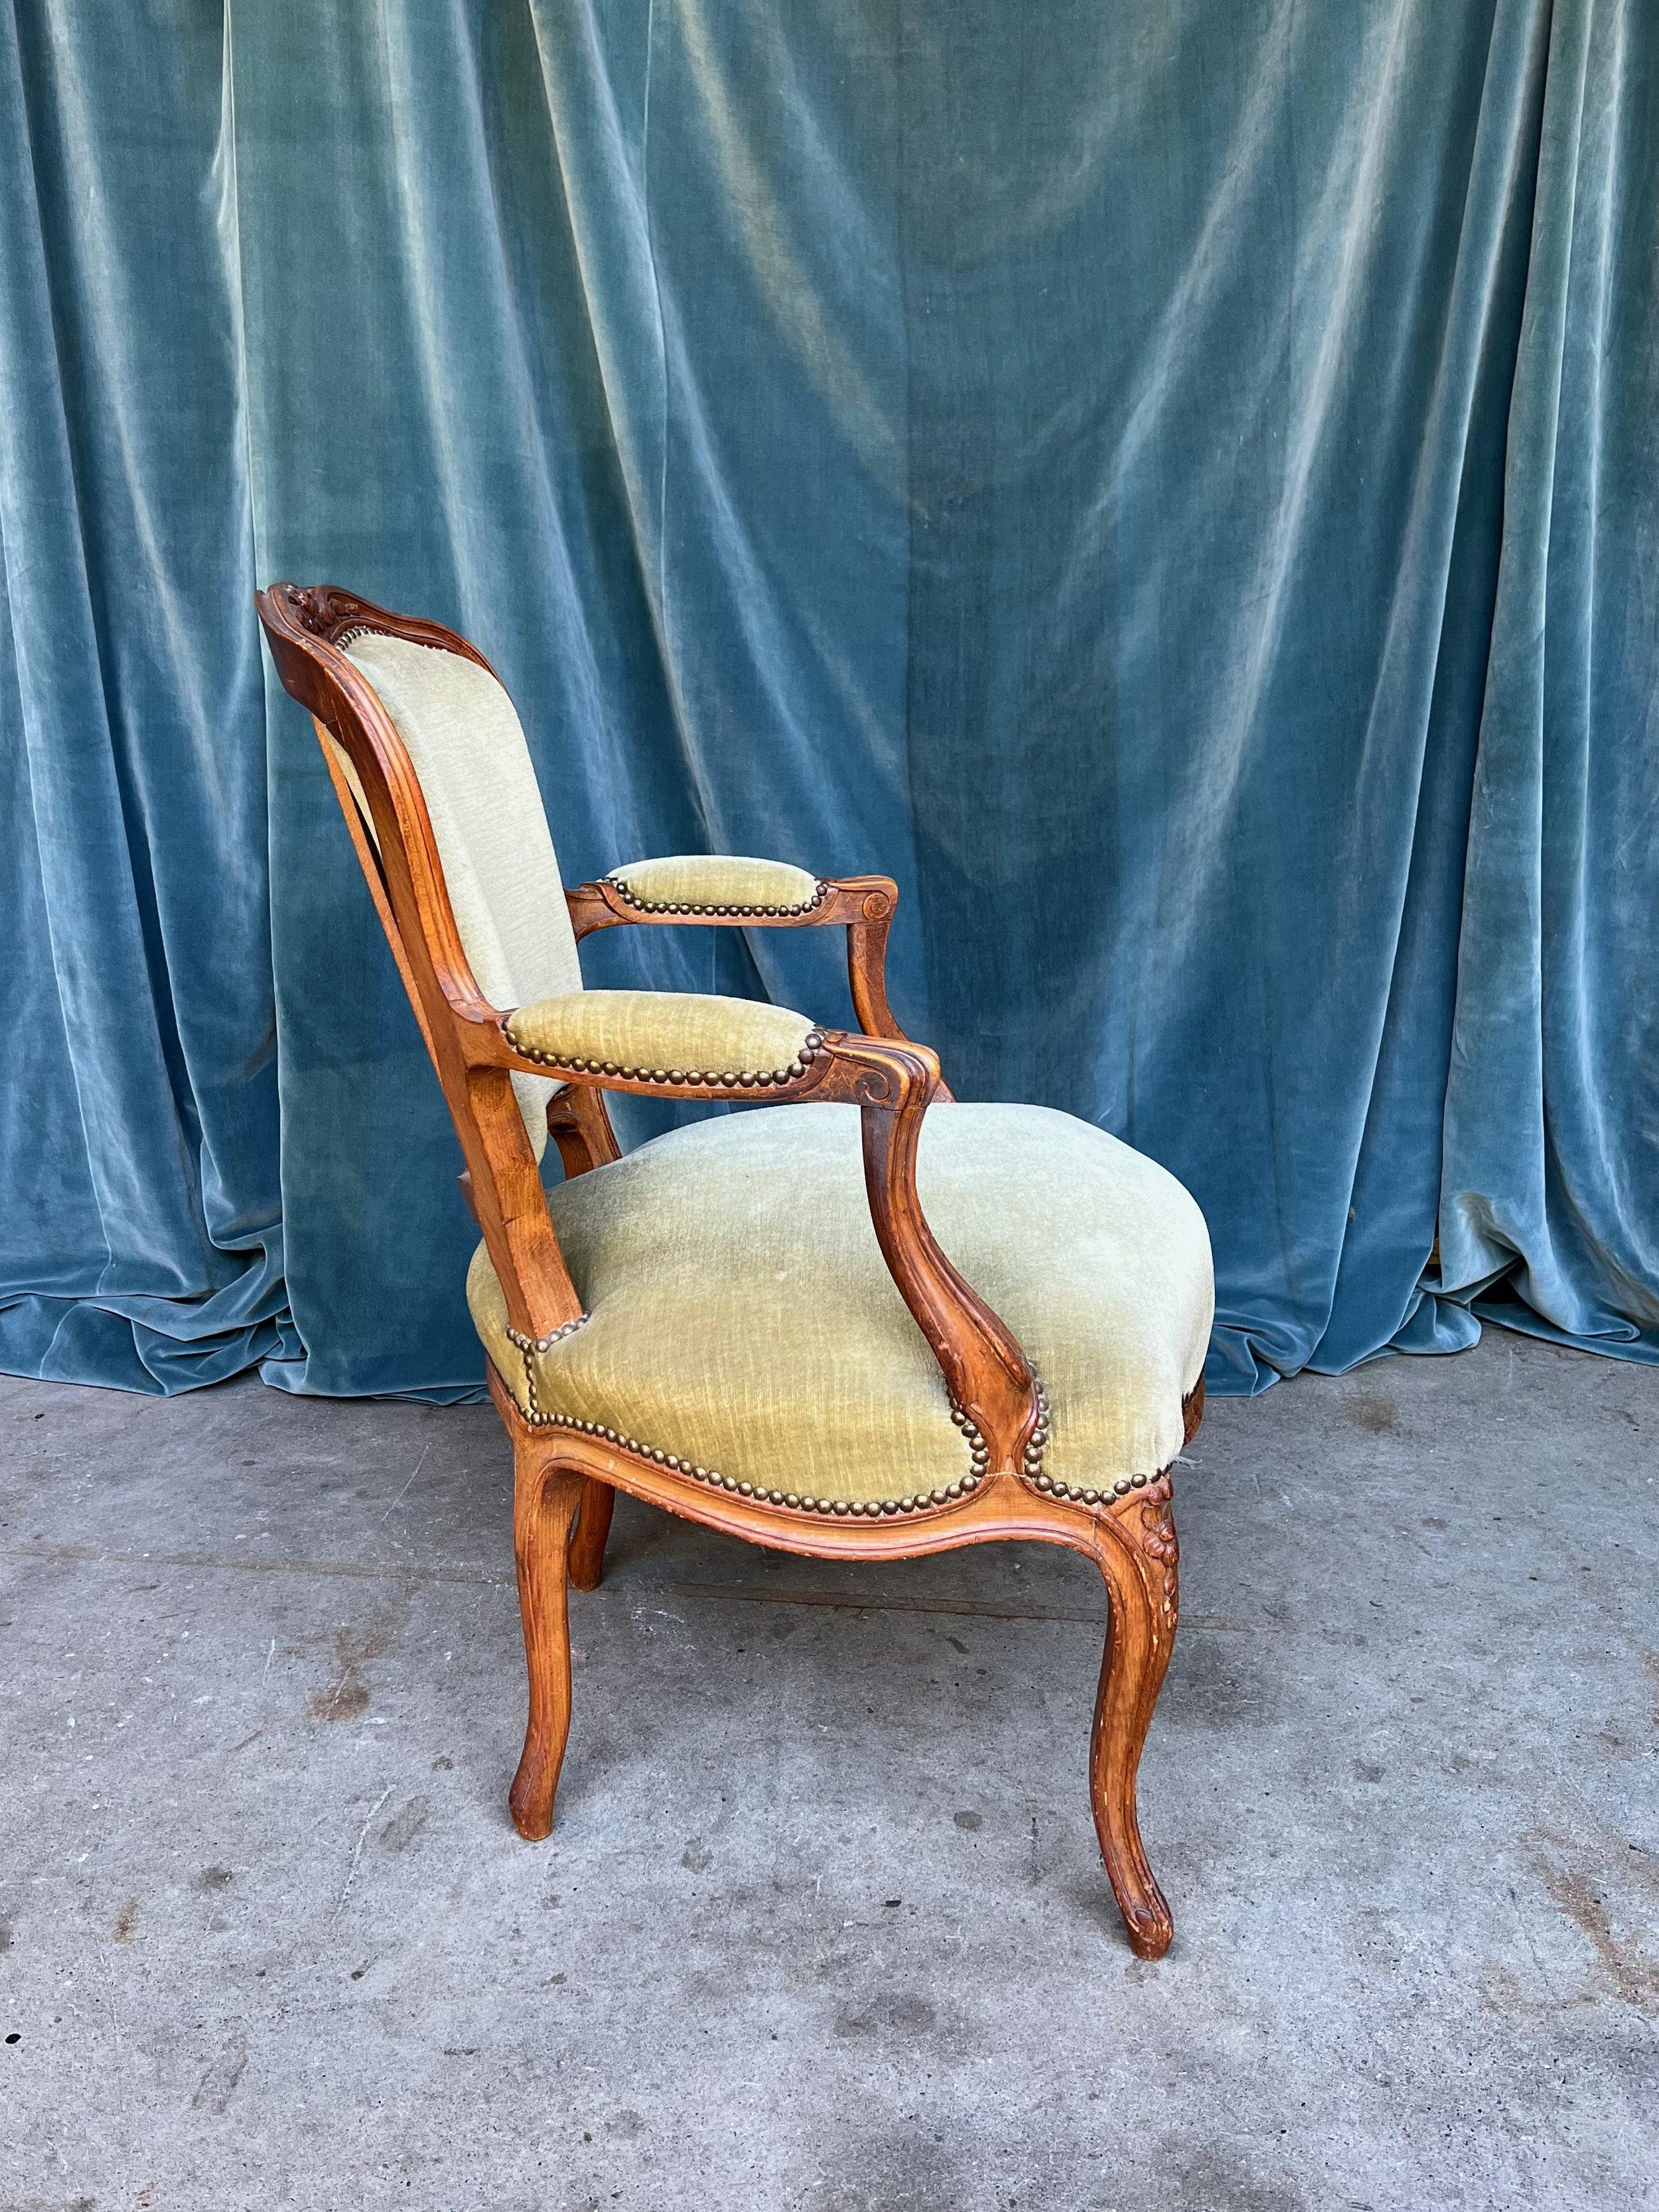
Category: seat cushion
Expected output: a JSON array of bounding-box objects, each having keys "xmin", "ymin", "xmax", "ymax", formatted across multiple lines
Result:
[{"xmin": 469, "ymin": 1103, "xmax": 1212, "ymax": 1509}]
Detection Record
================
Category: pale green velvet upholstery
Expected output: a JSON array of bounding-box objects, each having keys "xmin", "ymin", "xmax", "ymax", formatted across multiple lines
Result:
[
  {"xmin": 607, "ymin": 855, "xmax": 824, "ymax": 914},
  {"xmin": 469, "ymin": 1101, "xmax": 1213, "ymax": 1505},
  {"xmin": 341, "ymin": 630, "xmax": 585, "ymax": 1152},
  {"xmin": 505, "ymin": 990, "xmax": 820, "ymax": 1084}
]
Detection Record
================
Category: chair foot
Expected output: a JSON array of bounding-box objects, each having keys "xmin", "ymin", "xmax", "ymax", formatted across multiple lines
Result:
[
  {"xmin": 1089, "ymin": 1477, "xmax": 1181, "ymax": 1958},
  {"xmin": 508, "ymin": 1455, "xmax": 585, "ymax": 1840},
  {"xmin": 567, "ymin": 1478, "xmax": 614, "ymax": 1593}
]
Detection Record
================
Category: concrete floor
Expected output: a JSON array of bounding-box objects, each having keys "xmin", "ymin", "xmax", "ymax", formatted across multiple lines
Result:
[{"xmin": 1, "ymin": 1330, "xmax": 1655, "ymax": 2211}]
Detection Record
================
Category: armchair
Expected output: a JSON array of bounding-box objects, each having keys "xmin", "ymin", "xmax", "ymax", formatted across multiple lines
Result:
[{"xmin": 256, "ymin": 583, "xmax": 1213, "ymax": 1958}]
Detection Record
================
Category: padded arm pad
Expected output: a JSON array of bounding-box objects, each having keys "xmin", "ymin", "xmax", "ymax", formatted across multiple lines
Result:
[
  {"xmin": 504, "ymin": 990, "xmax": 824, "ymax": 1088},
  {"xmin": 606, "ymin": 855, "xmax": 826, "ymax": 916}
]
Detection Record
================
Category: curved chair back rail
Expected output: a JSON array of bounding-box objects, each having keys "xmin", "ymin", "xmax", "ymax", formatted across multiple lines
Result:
[{"xmin": 255, "ymin": 580, "xmax": 1208, "ymax": 1961}]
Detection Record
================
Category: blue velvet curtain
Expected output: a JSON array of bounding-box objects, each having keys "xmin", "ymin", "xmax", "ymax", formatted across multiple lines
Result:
[{"xmin": 3, "ymin": 0, "xmax": 1655, "ymax": 1400}]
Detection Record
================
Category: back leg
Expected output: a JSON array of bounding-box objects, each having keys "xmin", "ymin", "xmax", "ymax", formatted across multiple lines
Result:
[
  {"xmin": 567, "ymin": 1478, "xmax": 615, "ymax": 1592},
  {"xmin": 508, "ymin": 1452, "xmax": 586, "ymax": 1839},
  {"xmin": 1088, "ymin": 1476, "xmax": 1180, "ymax": 1957}
]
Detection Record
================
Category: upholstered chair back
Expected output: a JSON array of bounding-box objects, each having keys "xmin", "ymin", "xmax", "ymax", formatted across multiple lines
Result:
[{"xmin": 337, "ymin": 629, "xmax": 583, "ymax": 1150}]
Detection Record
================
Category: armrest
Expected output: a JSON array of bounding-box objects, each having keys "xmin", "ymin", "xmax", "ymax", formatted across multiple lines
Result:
[
  {"xmin": 605, "ymin": 855, "xmax": 827, "ymax": 917},
  {"xmin": 504, "ymin": 989, "xmax": 826, "ymax": 1089}
]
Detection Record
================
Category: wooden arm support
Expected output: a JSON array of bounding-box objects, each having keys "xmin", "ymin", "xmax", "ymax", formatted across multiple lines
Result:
[
  {"xmin": 567, "ymin": 874, "xmax": 922, "ymax": 1079},
  {"xmin": 462, "ymin": 1014, "xmax": 1037, "ymax": 1470}
]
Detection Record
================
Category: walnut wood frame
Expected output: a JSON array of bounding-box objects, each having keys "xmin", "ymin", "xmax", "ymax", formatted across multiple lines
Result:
[{"xmin": 256, "ymin": 581, "xmax": 1202, "ymax": 1957}]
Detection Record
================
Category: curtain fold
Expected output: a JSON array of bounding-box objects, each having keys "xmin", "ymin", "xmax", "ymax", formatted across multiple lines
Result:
[
  {"xmin": 0, "ymin": 0, "xmax": 291, "ymax": 1389},
  {"xmin": 2, "ymin": 0, "xmax": 1654, "ymax": 1400},
  {"xmin": 1439, "ymin": 0, "xmax": 1659, "ymax": 1364}
]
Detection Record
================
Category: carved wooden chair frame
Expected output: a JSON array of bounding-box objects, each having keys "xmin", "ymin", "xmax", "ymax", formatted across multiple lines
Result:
[{"xmin": 257, "ymin": 582, "xmax": 1201, "ymax": 1957}]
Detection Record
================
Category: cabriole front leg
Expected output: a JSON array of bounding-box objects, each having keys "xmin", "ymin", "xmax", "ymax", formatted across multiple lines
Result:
[
  {"xmin": 1088, "ymin": 1474, "xmax": 1180, "ymax": 1958},
  {"xmin": 508, "ymin": 1454, "xmax": 587, "ymax": 1839}
]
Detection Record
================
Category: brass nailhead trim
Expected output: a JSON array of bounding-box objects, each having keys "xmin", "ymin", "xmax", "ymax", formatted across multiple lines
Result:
[
  {"xmin": 505, "ymin": 1312, "xmax": 591, "ymax": 1357},
  {"xmin": 1019, "ymin": 1373, "xmax": 1052, "ymax": 1483},
  {"xmin": 514, "ymin": 1348, "xmax": 989, "ymax": 1519},
  {"xmin": 607, "ymin": 874, "xmax": 831, "ymax": 921},
  {"xmin": 506, "ymin": 1026, "xmax": 828, "ymax": 1090}
]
